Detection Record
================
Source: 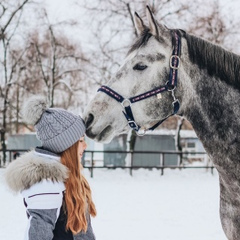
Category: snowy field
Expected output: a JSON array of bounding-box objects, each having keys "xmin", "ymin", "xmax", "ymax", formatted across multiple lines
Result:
[{"xmin": 0, "ymin": 167, "xmax": 226, "ymax": 240}]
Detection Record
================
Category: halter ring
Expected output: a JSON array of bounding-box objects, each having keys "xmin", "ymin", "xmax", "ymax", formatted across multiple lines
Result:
[
  {"xmin": 166, "ymin": 81, "xmax": 176, "ymax": 91},
  {"xmin": 121, "ymin": 99, "xmax": 132, "ymax": 108},
  {"xmin": 136, "ymin": 128, "xmax": 147, "ymax": 136}
]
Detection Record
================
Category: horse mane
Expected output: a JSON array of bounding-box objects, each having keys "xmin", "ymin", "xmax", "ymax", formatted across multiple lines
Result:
[
  {"xmin": 128, "ymin": 26, "xmax": 240, "ymax": 90},
  {"xmin": 183, "ymin": 31, "xmax": 240, "ymax": 90}
]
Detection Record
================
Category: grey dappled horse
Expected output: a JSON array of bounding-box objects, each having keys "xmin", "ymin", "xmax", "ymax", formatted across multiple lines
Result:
[{"xmin": 84, "ymin": 6, "xmax": 240, "ymax": 239}]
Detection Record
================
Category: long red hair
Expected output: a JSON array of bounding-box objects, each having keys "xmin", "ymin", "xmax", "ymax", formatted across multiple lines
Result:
[{"xmin": 60, "ymin": 141, "xmax": 96, "ymax": 234}]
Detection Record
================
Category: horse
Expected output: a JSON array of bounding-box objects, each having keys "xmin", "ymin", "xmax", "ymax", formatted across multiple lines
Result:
[{"xmin": 83, "ymin": 6, "xmax": 240, "ymax": 239}]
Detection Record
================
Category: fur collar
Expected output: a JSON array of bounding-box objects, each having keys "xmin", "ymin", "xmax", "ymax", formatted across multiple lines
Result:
[{"xmin": 5, "ymin": 150, "xmax": 68, "ymax": 193}]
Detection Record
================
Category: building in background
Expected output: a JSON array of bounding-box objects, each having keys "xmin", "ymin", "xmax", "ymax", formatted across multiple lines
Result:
[
  {"xmin": 99, "ymin": 130, "xmax": 207, "ymax": 167},
  {"xmin": 5, "ymin": 130, "xmax": 207, "ymax": 168}
]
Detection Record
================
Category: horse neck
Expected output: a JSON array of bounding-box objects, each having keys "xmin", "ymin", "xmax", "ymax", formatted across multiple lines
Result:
[{"xmin": 179, "ymin": 34, "xmax": 240, "ymax": 167}]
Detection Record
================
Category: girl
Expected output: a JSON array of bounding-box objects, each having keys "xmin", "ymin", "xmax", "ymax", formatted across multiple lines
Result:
[{"xmin": 5, "ymin": 96, "xmax": 96, "ymax": 240}]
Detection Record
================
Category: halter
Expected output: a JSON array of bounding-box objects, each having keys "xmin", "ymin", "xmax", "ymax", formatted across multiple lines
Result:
[{"xmin": 98, "ymin": 31, "xmax": 181, "ymax": 136}]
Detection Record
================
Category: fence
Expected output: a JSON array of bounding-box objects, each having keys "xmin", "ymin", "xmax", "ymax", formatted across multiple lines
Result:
[{"xmin": 0, "ymin": 149, "xmax": 214, "ymax": 177}]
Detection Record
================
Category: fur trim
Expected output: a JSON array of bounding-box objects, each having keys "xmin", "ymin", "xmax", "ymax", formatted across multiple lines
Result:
[
  {"xmin": 5, "ymin": 151, "xmax": 69, "ymax": 193},
  {"xmin": 22, "ymin": 95, "xmax": 48, "ymax": 125}
]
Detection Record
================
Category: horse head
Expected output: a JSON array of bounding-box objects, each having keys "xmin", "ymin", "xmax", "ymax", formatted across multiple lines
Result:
[{"xmin": 84, "ymin": 6, "xmax": 183, "ymax": 142}]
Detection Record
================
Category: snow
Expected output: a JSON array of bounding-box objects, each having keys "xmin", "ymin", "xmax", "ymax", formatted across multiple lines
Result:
[
  {"xmin": 0, "ymin": 167, "xmax": 226, "ymax": 240},
  {"xmin": 143, "ymin": 129, "xmax": 198, "ymax": 138}
]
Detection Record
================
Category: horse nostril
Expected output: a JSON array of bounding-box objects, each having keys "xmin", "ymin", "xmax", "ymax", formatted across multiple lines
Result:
[{"xmin": 85, "ymin": 113, "xmax": 94, "ymax": 129}]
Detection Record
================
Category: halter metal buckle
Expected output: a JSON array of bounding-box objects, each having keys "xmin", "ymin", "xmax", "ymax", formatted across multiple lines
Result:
[
  {"xmin": 170, "ymin": 55, "xmax": 180, "ymax": 69},
  {"xmin": 128, "ymin": 120, "xmax": 138, "ymax": 130},
  {"xmin": 172, "ymin": 99, "xmax": 179, "ymax": 106},
  {"xmin": 172, "ymin": 99, "xmax": 180, "ymax": 114},
  {"xmin": 170, "ymin": 89, "xmax": 177, "ymax": 101}
]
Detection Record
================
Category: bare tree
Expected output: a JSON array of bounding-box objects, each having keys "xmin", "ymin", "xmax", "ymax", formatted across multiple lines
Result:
[
  {"xmin": 0, "ymin": 3, "xmax": 93, "ymax": 166},
  {"xmin": 20, "ymin": 9, "xmax": 91, "ymax": 113},
  {"xmin": 0, "ymin": 0, "xmax": 32, "ymax": 164}
]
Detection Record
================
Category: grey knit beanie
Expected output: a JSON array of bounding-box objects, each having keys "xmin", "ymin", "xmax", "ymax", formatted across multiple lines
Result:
[{"xmin": 22, "ymin": 96, "xmax": 86, "ymax": 153}]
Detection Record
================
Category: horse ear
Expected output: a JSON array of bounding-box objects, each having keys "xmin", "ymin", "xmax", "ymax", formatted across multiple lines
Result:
[
  {"xmin": 134, "ymin": 12, "xmax": 145, "ymax": 36},
  {"xmin": 146, "ymin": 5, "xmax": 159, "ymax": 37}
]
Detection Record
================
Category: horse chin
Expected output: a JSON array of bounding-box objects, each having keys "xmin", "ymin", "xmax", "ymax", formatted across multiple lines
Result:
[{"xmin": 86, "ymin": 125, "xmax": 115, "ymax": 143}]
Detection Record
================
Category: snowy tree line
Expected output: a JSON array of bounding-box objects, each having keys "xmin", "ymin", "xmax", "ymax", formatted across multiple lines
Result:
[{"xmin": 1, "ymin": 0, "xmax": 240, "ymax": 160}]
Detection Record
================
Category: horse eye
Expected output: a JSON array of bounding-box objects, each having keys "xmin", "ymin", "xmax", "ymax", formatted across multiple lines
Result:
[{"xmin": 133, "ymin": 64, "xmax": 148, "ymax": 71}]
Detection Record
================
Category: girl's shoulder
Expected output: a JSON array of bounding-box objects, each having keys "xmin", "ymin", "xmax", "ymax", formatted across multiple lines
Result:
[{"xmin": 5, "ymin": 150, "xmax": 68, "ymax": 193}]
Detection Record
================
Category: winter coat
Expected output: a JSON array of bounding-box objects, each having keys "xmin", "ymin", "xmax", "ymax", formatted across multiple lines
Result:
[{"xmin": 5, "ymin": 148, "xmax": 96, "ymax": 240}]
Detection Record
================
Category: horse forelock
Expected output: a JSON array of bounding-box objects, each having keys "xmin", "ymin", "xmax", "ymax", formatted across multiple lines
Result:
[
  {"xmin": 184, "ymin": 32, "xmax": 240, "ymax": 90},
  {"xmin": 128, "ymin": 28, "xmax": 153, "ymax": 55}
]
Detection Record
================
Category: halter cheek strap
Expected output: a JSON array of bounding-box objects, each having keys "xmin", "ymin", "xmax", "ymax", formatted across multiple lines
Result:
[{"xmin": 98, "ymin": 31, "xmax": 181, "ymax": 136}]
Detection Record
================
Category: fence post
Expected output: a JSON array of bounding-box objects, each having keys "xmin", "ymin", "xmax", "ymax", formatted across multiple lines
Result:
[
  {"xmin": 161, "ymin": 153, "xmax": 165, "ymax": 176},
  {"xmin": 211, "ymin": 166, "xmax": 214, "ymax": 175},
  {"xmin": 90, "ymin": 151, "xmax": 94, "ymax": 178},
  {"xmin": 130, "ymin": 151, "xmax": 133, "ymax": 176},
  {"xmin": 9, "ymin": 150, "xmax": 12, "ymax": 163}
]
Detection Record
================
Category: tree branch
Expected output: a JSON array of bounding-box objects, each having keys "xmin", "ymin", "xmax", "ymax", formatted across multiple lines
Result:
[{"xmin": 1, "ymin": 0, "xmax": 30, "ymax": 33}]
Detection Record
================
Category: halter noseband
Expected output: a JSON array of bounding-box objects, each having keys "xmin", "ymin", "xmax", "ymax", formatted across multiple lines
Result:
[{"xmin": 98, "ymin": 31, "xmax": 181, "ymax": 136}]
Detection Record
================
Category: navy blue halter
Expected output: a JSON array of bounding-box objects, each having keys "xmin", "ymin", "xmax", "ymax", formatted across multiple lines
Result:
[{"xmin": 98, "ymin": 31, "xmax": 181, "ymax": 136}]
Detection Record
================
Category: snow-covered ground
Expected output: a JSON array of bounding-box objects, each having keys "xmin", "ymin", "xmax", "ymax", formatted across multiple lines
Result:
[{"xmin": 0, "ymin": 167, "xmax": 226, "ymax": 240}]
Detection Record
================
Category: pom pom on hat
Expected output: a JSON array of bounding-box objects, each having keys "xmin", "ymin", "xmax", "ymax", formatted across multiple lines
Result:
[{"xmin": 22, "ymin": 95, "xmax": 48, "ymax": 125}]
